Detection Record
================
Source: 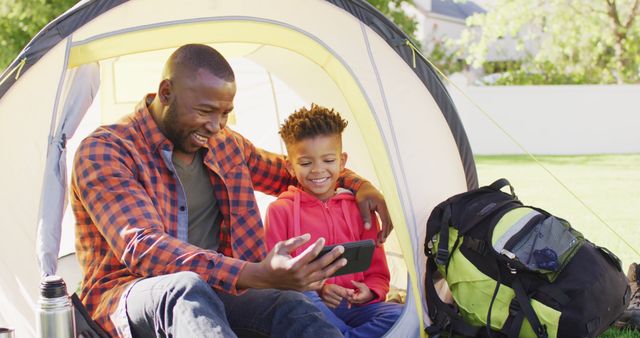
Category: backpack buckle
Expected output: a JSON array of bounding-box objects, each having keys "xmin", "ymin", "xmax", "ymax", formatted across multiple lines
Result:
[
  {"xmin": 435, "ymin": 248, "xmax": 449, "ymax": 265},
  {"xmin": 536, "ymin": 324, "xmax": 548, "ymax": 337},
  {"xmin": 508, "ymin": 299, "xmax": 521, "ymax": 316},
  {"xmin": 465, "ymin": 237, "xmax": 487, "ymax": 255},
  {"xmin": 425, "ymin": 324, "xmax": 443, "ymax": 337},
  {"xmin": 425, "ymin": 238, "xmax": 436, "ymax": 257}
]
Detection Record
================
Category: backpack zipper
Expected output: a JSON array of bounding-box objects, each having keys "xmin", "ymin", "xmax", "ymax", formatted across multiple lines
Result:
[{"xmin": 502, "ymin": 213, "xmax": 546, "ymax": 252}]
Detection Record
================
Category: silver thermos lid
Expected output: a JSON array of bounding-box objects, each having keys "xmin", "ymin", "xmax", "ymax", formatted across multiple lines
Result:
[{"xmin": 40, "ymin": 275, "xmax": 68, "ymax": 298}]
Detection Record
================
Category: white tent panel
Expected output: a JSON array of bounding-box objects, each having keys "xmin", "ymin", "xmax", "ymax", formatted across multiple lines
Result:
[
  {"xmin": 69, "ymin": 1, "xmax": 360, "ymax": 44},
  {"xmin": 0, "ymin": 40, "xmax": 74, "ymax": 336},
  {"xmin": 37, "ymin": 63, "xmax": 100, "ymax": 276},
  {"xmin": 58, "ymin": 93, "xmax": 102, "ymax": 259}
]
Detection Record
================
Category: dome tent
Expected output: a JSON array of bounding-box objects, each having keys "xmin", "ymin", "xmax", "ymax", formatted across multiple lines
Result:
[{"xmin": 0, "ymin": 0, "xmax": 477, "ymax": 336}]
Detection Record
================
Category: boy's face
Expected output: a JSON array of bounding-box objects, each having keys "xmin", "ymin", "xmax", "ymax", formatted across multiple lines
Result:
[{"xmin": 286, "ymin": 134, "xmax": 347, "ymax": 201}]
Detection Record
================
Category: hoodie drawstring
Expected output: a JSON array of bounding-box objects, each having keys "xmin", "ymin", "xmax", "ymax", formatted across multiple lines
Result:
[
  {"xmin": 293, "ymin": 190, "xmax": 301, "ymax": 257},
  {"xmin": 341, "ymin": 199, "xmax": 356, "ymax": 241},
  {"xmin": 341, "ymin": 199, "xmax": 365, "ymax": 283}
]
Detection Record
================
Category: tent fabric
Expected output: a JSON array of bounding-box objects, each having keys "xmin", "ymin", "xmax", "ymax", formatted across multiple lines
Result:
[
  {"xmin": 36, "ymin": 63, "xmax": 100, "ymax": 277},
  {"xmin": 327, "ymin": 0, "xmax": 478, "ymax": 190},
  {"xmin": 0, "ymin": 1, "xmax": 124, "ymax": 97},
  {"xmin": 0, "ymin": 1, "xmax": 478, "ymax": 337}
]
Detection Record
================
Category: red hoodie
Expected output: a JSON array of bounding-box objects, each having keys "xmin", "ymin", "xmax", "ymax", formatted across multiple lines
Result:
[{"xmin": 265, "ymin": 186, "xmax": 390, "ymax": 303}]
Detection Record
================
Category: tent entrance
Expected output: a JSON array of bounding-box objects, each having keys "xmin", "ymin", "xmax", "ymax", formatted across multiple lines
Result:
[
  {"xmin": 66, "ymin": 19, "xmax": 405, "ymax": 233},
  {"xmin": 58, "ymin": 21, "xmax": 412, "ymax": 307}
]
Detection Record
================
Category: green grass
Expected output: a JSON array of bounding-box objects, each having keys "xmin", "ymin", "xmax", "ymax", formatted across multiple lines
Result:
[
  {"xmin": 475, "ymin": 154, "xmax": 640, "ymax": 338},
  {"xmin": 600, "ymin": 328, "xmax": 640, "ymax": 338},
  {"xmin": 475, "ymin": 154, "xmax": 640, "ymax": 270}
]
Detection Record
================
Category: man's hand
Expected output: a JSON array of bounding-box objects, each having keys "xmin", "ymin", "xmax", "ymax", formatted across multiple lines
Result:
[
  {"xmin": 345, "ymin": 280, "xmax": 374, "ymax": 305},
  {"xmin": 355, "ymin": 182, "xmax": 393, "ymax": 244},
  {"xmin": 320, "ymin": 284, "xmax": 353, "ymax": 308},
  {"xmin": 237, "ymin": 234, "xmax": 346, "ymax": 291}
]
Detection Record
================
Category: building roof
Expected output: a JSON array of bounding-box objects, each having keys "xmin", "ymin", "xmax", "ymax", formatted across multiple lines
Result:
[{"xmin": 431, "ymin": 0, "xmax": 485, "ymax": 20}]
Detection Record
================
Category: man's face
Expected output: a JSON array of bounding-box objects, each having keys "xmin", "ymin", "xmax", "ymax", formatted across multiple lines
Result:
[{"xmin": 161, "ymin": 68, "xmax": 236, "ymax": 157}]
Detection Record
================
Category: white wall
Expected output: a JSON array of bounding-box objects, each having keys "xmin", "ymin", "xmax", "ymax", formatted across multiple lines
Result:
[{"xmin": 448, "ymin": 79, "xmax": 640, "ymax": 155}]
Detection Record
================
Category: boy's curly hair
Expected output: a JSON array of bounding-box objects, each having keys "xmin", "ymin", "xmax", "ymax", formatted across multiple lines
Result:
[{"xmin": 279, "ymin": 104, "xmax": 348, "ymax": 145}]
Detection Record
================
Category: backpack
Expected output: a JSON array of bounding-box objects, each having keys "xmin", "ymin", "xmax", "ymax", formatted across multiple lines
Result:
[
  {"xmin": 71, "ymin": 293, "xmax": 110, "ymax": 338},
  {"xmin": 423, "ymin": 178, "xmax": 630, "ymax": 338}
]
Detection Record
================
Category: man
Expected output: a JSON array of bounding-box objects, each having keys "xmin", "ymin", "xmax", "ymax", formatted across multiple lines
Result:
[{"xmin": 71, "ymin": 44, "xmax": 393, "ymax": 337}]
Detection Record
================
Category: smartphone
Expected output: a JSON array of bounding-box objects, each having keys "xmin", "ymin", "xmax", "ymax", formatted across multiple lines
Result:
[{"xmin": 312, "ymin": 239, "xmax": 376, "ymax": 277}]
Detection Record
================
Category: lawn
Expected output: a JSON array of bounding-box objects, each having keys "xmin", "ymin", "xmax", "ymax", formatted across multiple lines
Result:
[
  {"xmin": 475, "ymin": 154, "xmax": 640, "ymax": 338},
  {"xmin": 475, "ymin": 154, "xmax": 640, "ymax": 269}
]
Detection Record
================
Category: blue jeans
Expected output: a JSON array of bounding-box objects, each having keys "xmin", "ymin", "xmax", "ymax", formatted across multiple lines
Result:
[
  {"xmin": 304, "ymin": 291, "xmax": 403, "ymax": 338},
  {"xmin": 125, "ymin": 271, "xmax": 342, "ymax": 337}
]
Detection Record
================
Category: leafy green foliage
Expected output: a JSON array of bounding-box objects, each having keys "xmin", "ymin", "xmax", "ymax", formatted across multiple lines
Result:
[
  {"xmin": 426, "ymin": 36, "xmax": 466, "ymax": 76},
  {"xmin": 480, "ymin": 60, "xmax": 611, "ymax": 85},
  {"xmin": 456, "ymin": 0, "xmax": 640, "ymax": 84},
  {"xmin": 0, "ymin": 0, "xmax": 78, "ymax": 71}
]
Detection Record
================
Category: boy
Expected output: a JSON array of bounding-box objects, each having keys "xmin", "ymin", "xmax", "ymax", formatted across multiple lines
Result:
[{"xmin": 265, "ymin": 104, "xmax": 403, "ymax": 337}]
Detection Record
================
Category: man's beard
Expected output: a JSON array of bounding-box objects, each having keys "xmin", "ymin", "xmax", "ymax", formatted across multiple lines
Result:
[{"xmin": 163, "ymin": 99, "xmax": 190, "ymax": 153}]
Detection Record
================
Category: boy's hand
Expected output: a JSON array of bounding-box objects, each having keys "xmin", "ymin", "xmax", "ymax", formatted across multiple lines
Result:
[
  {"xmin": 355, "ymin": 182, "xmax": 393, "ymax": 244},
  {"xmin": 320, "ymin": 284, "xmax": 354, "ymax": 308},
  {"xmin": 346, "ymin": 280, "xmax": 374, "ymax": 305},
  {"xmin": 237, "ymin": 234, "xmax": 346, "ymax": 291}
]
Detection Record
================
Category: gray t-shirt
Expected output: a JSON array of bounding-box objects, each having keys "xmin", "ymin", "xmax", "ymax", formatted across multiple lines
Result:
[{"xmin": 172, "ymin": 151, "xmax": 221, "ymax": 251}]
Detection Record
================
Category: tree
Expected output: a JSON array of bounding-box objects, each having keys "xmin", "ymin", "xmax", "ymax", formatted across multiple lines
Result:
[
  {"xmin": 456, "ymin": 0, "xmax": 640, "ymax": 84},
  {"xmin": 0, "ymin": 0, "xmax": 78, "ymax": 71}
]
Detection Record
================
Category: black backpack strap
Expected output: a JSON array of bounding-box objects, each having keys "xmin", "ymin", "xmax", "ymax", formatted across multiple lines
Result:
[
  {"xmin": 425, "ymin": 258, "xmax": 481, "ymax": 337},
  {"xmin": 485, "ymin": 261, "xmax": 504, "ymax": 338},
  {"xmin": 71, "ymin": 293, "xmax": 110, "ymax": 338},
  {"xmin": 511, "ymin": 277, "xmax": 548, "ymax": 338},
  {"xmin": 435, "ymin": 205, "xmax": 452, "ymax": 265},
  {"xmin": 456, "ymin": 197, "xmax": 519, "ymax": 235},
  {"xmin": 501, "ymin": 298, "xmax": 526, "ymax": 338},
  {"xmin": 536, "ymin": 285, "xmax": 571, "ymax": 307},
  {"xmin": 488, "ymin": 178, "xmax": 517, "ymax": 199},
  {"xmin": 445, "ymin": 235, "xmax": 462, "ymax": 275},
  {"xmin": 487, "ymin": 264, "xmax": 547, "ymax": 338}
]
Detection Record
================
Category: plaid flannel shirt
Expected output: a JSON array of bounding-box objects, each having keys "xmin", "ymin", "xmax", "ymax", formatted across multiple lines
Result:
[{"xmin": 71, "ymin": 95, "xmax": 364, "ymax": 336}]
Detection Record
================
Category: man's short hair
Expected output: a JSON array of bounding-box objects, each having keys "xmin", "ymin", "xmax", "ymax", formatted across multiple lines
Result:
[
  {"xmin": 166, "ymin": 44, "xmax": 235, "ymax": 82},
  {"xmin": 279, "ymin": 104, "xmax": 348, "ymax": 145}
]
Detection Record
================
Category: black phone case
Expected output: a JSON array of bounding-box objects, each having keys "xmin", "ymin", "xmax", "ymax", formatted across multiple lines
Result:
[{"xmin": 316, "ymin": 239, "xmax": 376, "ymax": 277}]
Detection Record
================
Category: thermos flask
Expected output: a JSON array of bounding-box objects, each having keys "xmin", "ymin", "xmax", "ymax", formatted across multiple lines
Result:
[
  {"xmin": 36, "ymin": 275, "xmax": 76, "ymax": 338},
  {"xmin": 0, "ymin": 327, "xmax": 15, "ymax": 338}
]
